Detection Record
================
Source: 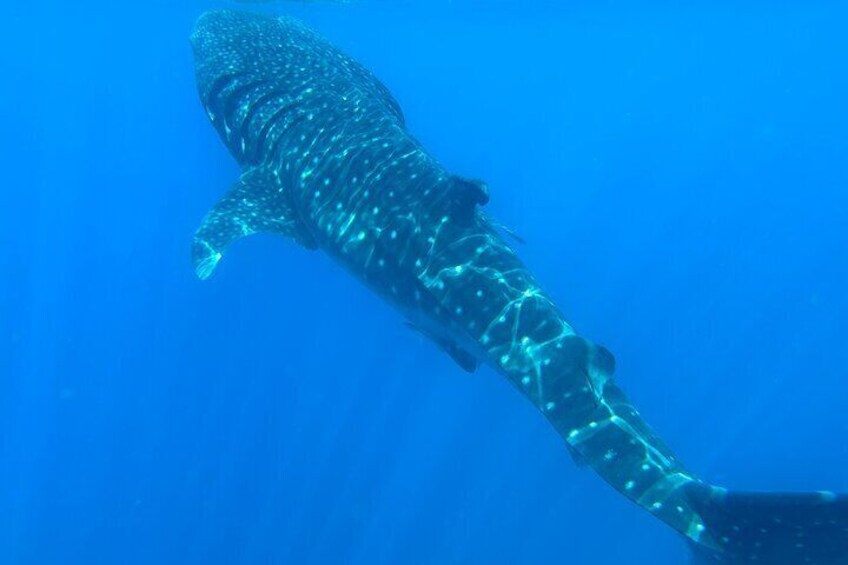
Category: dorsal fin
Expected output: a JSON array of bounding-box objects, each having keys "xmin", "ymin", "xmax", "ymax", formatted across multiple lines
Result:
[
  {"xmin": 192, "ymin": 167, "xmax": 316, "ymax": 279},
  {"xmin": 447, "ymin": 176, "xmax": 489, "ymax": 226},
  {"xmin": 592, "ymin": 344, "xmax": 616, "ymax": 378}
]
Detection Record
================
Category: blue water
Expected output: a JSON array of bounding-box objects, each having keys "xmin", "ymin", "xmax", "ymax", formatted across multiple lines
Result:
[{"xmin": 2, "ymin": 2, "xmax": 847, "ymax": 563}]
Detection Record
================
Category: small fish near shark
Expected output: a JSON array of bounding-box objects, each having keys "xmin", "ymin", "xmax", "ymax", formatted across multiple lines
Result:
[{"xmin": 189, "ymin": 10, "xmax": 848, "ymax": 564}]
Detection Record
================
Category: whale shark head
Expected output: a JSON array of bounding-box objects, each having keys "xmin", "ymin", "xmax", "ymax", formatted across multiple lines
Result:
[
  {"xmin": 191, "ymin": 10, "xmax": 408, "ymax": 165},
  {"xmin": 190, "ymin": 11, "xmax": 285, "ymax": 157},
  {"xmin": 190, "ymin": 10, "xmax": 293, "ymax": 69}
]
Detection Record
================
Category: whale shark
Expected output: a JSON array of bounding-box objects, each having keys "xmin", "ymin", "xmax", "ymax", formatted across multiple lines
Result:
[{"xmin": 189, "ymin": 10, "xmax": 847, "ymax": 564}]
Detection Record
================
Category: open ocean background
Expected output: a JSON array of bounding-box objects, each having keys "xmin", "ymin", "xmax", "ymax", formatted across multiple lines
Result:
[{"xmin": 2, "ymin": 2, "xmax": 847, "ymax": 563}]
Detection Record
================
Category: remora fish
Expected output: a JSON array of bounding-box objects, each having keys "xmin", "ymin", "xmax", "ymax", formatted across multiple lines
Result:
[{"xmin": 189, "ymin": 10, "xmax": 847, "ymax": 564}]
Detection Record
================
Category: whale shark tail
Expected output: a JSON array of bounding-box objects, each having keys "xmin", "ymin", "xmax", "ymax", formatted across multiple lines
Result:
[
  {"xmin": 685, "ymin": 484, "xmax": 848, "ymax": 564},
  {"xmin": 532, "ymin": 335, "xmax": 847, "ymax": 564}
]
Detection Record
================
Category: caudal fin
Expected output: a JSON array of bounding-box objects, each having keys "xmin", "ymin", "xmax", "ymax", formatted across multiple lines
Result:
[{"xmin": 686, "ymin": 484, "xmax": 848, "ymax": 564}]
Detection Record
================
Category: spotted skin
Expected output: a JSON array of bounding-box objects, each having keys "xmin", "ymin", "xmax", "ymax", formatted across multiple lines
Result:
[{"xmin": 190, "ymin": 11, "xmax": 847, "ymax": 564}]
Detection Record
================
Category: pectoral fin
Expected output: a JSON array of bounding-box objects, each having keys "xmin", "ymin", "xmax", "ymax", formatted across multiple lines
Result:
[{"xmin": 192, "ymin": 168, "xmax": 316, "ymax": 279}]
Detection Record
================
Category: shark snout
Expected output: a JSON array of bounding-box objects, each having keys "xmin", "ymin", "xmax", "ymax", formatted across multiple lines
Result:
[
  {"xmin": 190, "ymin": 11, "xmax": 239, "ymax": 60},
  {"xmin": 190, "ymin": 10, "xmax": 275, "ymax": 62}
]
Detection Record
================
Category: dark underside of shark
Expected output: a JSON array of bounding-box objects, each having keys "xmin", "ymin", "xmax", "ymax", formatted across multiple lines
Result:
[{"xmin": 189, "ymin": 10, "xmax": 847, "ymax": 564}]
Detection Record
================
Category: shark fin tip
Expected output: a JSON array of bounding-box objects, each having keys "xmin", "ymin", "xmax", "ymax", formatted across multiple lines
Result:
[{"xmin": 192, "ymin": 239, "xmax": 223, "ymax": 280}]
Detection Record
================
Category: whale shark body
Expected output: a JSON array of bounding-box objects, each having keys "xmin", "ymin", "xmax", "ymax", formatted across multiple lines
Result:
[{"xmin": 190, "ymin": 11, "xmax": 847, "ymax": 564}]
